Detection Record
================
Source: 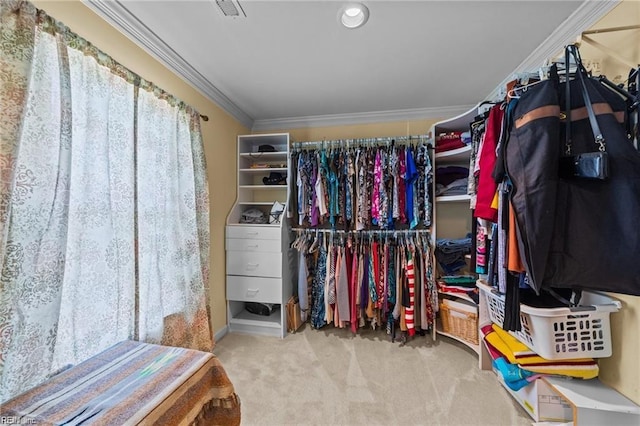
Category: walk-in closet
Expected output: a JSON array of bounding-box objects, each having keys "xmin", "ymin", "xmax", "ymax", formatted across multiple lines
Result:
[{"xmin": 2, "ymin": 1, "xmax": 639, "ymax": 425}]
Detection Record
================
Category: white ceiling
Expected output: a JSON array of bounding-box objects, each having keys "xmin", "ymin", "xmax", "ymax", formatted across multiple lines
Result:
[{"xmin": 84, "ymin": 0, "xmax": 620, "ymax": 130}]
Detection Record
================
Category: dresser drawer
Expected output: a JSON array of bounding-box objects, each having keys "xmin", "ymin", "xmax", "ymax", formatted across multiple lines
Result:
[
  {"xmin": 226, "ymin": 225, "xmax": 280, "ymax": 240},
  {"xmin": 226, "ymin": 276, "xmax": 281, "ymax": 304},
  {"xmin": 226, "ymin": 238, "xmax": 281, "ymax": 253},
  {"xmin": 226, "ymin": 251, "xmax": 282, "ymax": 278}
]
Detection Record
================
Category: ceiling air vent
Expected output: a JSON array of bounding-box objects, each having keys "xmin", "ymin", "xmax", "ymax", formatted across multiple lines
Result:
[{"xmin": 215, "ymin": 0, "xmax": 246, "ymax": 18}]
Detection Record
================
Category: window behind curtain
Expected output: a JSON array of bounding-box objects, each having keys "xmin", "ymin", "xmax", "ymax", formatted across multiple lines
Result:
[{"xmin": 0, "ymin": 4, "xmax": 212, "ymax": 402}]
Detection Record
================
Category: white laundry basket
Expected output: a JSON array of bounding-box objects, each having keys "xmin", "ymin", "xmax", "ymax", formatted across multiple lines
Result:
[{"xmin": 478, "ymin": 281, "xmax": 621, "ymax": 360}]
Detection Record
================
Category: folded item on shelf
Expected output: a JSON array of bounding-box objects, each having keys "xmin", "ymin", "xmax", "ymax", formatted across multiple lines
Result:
[
  {"xmin": 460, "ymin": 131, "xmax": 472, "ymax": 145},
  {"xmin": 438, "ymin": 260, "xmax": 468, "ymax": 276},
  {"xmin": 436, "ymin": 236, "xmax": 472, "ymax": 275},
  {"xmin": 436, "ymin": 177, "xmax": 469, "ymax": 196},
  {"xmin": 435, "ymin": 166, "xmax": 469, "ymax": 186},
  {"xmin": 438, "ymin": 285, "xmax": 470, "ymax": 293},
  {"xmin": 436, "ymin": 131, "xmax": 463, "ymax": 144},
  {"xmin": 493, "ymin": 357, "xmax": 538, "ymax": 391},
  {"xmin": 240, "ymin": 208, "xmax": 267, "ymax": 224},
  {"xmin": 435, "ymin": 139, "xmax": 466, "ymax": 153},
  {"xmin": 481, "ymin": 324, "xmax": 599, "ymax": 380},
  {"xmin": 439, "ymin": 275, "xmax": 477, "ymax": 285},
  {"xmin": 263, "ymin": 171, "xmax": 286, "ymax": 185},
  {"xmin": 436, "ymin": 235, "xmax": 472, "ymax": 253},
  {"xmin": 258, "ymin": 144, "xmax": 276, "ymax": 152}
]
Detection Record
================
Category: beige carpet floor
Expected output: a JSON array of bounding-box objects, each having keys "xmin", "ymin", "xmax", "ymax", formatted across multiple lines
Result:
[{"xmin": 213, "ymin": 325, "xmax": 532, "ymax": 425}]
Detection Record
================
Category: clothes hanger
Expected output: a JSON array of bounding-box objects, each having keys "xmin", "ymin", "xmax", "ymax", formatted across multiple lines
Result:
[
  {"xmin": 596, "ymin": 75, "xmax": 635, "ymax": 105},
  {"xmin": 308, "ymin": 229, "xmax": 320, "ymax": 253},
  {"xmin": 507, "ymin": 79, "xmax": 545, "ymax": 99}
]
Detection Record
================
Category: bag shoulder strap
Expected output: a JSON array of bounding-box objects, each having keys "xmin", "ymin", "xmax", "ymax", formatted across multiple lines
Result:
[{"xmin": 565, "ymin": 44, "xmax": 606, "ymax": 153}]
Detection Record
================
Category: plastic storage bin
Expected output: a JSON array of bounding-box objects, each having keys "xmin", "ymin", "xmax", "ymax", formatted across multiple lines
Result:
[{"xmin": 478, "ymin": 281, "xmax": 621, "ymax": 359}]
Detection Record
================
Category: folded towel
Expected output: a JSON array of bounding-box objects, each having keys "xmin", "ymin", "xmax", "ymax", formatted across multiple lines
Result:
[{"xmin": 481, "ymin": 323, "xmax": 599, "ymax": 379}]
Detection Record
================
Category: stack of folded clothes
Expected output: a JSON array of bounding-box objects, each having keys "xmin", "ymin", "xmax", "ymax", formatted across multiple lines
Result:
[
  {"xmin": 434, "ymin": 131, "xmax": 472, "ymax": 153},
  {"xmin": 482, "ymin": 323, "xmax": 599, "ymax": 391},
  {"xmin": 435, "ymin": 166, "xmax": 469, "ymax": 197},
  {"xmin": 435, "ymin": 234, "xmax": 472, "ymax": 275},
  {"xmin": 435, "ymin": 132, "xmax": 466, "ymax": 153},
  {"xmin": 438, "ymin": 275, "xmax": 479, "ymax": 303}
]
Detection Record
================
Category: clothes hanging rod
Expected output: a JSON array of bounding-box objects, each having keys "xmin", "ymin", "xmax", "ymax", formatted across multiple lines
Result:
[
  {"xmin": 582, "ymin": 24, "xmax": 640, "ymax": 36},
  {"xmin": 291, "ymin": 227, "xmax": 431, "ymax": 234},
  {"xmin": 292, "ymin": 134, "xmax": 431, "ymax": 148}
]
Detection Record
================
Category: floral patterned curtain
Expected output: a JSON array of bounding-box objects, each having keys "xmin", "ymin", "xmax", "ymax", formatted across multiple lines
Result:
[
  {"xmin": 0, "ymin": 1, "xmax": 212, "ymax": 402},
  {"xmin": 136, "ymin": 84, "xmax": 212, "ymax": 352}
]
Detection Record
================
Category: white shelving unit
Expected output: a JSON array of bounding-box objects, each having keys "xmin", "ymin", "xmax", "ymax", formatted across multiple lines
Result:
[
  {"xmin": 487, "ymin": 358, "xmax": 640, "ymax": 424},
  {"xmin": 225, "ymin": 133, "xmax": 292, "ymax": 338},
  {"xmin": 430, "ymin": 106, "xmax": 486, "ymax": 367}
]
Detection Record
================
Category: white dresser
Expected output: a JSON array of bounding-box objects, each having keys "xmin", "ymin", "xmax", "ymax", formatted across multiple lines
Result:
[{"xmin": 225, "ymin": 133, "xmax": 291, "ymax": 338}]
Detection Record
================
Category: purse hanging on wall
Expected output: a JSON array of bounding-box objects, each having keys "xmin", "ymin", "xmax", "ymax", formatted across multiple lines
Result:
[{"xmin": 558, "ymin": 45, "xmax": 609, "ymax": 180}]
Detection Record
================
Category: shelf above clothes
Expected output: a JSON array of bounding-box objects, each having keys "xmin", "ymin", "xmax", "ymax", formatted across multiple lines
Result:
[
  {"xmin": 239, "ymin": 184, "xmax": 287, "ymax": 189},
  {"xmin": 436, "ymin": 194, "xmax": 471, "ymax": 203},
  {"xmin": 435, "ymin": 145, "xmax": 472, "ymax": 163},
  {"xmin": 239, "ymin": 167, "xmax": 288, "ymax": 173}
]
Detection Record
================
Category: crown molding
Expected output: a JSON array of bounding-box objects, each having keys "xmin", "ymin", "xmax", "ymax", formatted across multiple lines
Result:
[
  {"xmin": 82, "ymin": 0, "xmax": 254, "ymax": 129},
  {"xmin": 485, "ymin": 0, "xmax": 621, "ymax": 101},
  {"xmin": 251, "ymin": 105, "xmax": 476, "ymax": 132},
  {"xmin": 82, "ymin": 0, "xmax": 616, "ymax": 131}
]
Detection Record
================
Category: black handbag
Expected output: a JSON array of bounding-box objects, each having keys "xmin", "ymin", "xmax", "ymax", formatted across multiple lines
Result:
[
  {"xmin": 558, "ymin": 45, "xmax": 609, "ymax": 180},
  {"xmin": 506, "ymin": 44, "xmax": 640, "ymax": 297}
]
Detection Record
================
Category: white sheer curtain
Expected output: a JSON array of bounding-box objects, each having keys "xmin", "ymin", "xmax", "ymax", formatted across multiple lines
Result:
[
  {"xmin": 0, "ymin": 3, "xmax": 212, "ymax": 402},
  {"xmin": 136, "ymin": 88, "xmax": 212, "ymax": 351},
  {"xmin": 1, "ymin": 20, "xmax": 137, "ymax": 400},
  {"xmin": 51, "ymin": 30, "xmax": 137, "ymax": 372},
  {"xmin": 1, "ymin": 15, "xmax": 71, "ymax": 401}
]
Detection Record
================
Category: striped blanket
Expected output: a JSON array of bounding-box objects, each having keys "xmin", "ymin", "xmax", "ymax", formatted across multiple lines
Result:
[{"xmin": 0, "ymin": 340, "xmax": 240, "ymax": 425}]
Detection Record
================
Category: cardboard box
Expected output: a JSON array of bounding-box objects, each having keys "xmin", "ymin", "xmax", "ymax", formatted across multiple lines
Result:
[{"xmin": 493, "ymin": 367, "xmax": 573, "ymax": 422}]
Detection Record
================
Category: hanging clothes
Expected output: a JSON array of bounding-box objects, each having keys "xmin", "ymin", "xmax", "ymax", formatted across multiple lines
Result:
[
  {"xmin": 311, "ymin": 240, "xmax": 327, "ymax": 329},
  {"xmin": 336, "ymin": 245, "xmax": 350, "ymax": 323},
  {"xmin": 405, "ymin": 147, "xmax": 419, "ymax": 229},
  {"xmin": 298, "ymin": 251, "xmax": 309, "ymax": 322},
  {"xmin": 291, "ymin": 140, "xmax": 432, "ymax": 231},
  {"xmin": 474, "ymin": 104, "xmax": 505, "ymax": 222},
  {"xmin": 292, "ymin": 231, "xmax": 436, "ymax": 336}
]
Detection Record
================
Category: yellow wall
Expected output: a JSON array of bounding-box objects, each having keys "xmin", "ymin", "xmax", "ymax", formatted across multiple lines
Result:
[
  {"xmin": 580, "ymin": 0, "xmax": 640, "ymax": 86},
  {"xmin": 31, "ymin": 0, "xmax": 248, "ymax": 337},
  {"xmin": 579, "ymin": 0, "xmax": 640, "ymax": 405}
]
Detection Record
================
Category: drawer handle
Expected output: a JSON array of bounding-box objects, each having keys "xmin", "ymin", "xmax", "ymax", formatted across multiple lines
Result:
[
  {"xmin": 245, "ymin": 231, "xmax": 259, "ymax": 236},
  {"xmin": 246, "ymin": 244, "xmax": 259, "ymax": 249},
  {"xmin": 246, "ymin": 263, "xmax": 259, "ymax": 270},
  {"xmin": 246, "ymin": 288, "xmax": 260, "ymax": 296}
]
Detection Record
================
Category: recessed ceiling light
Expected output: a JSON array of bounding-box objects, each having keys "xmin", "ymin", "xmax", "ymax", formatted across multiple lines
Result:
[{"xmin": 339, "ymin": 3, "xmax": 369, "ymax": 29}]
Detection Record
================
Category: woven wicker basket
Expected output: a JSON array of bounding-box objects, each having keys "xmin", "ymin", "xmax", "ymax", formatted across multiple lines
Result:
[{"xmin": 440, "ymin": 303, "xmax": 479, "ymax": 345}]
